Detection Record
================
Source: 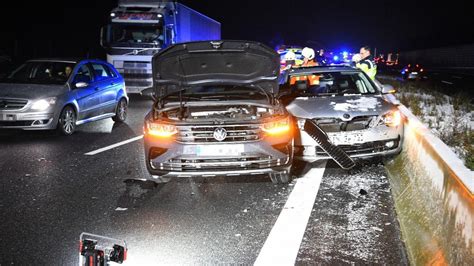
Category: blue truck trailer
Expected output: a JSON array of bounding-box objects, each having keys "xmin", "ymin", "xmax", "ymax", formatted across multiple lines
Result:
[{"xmin": 101, "ymin": 0, "xmax": 221, "ymax": 94}]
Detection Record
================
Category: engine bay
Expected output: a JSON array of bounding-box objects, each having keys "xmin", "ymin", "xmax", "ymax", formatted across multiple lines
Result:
[{"xmin": 159, "ymin": 104, "xmax": 280, "ymax": 121}]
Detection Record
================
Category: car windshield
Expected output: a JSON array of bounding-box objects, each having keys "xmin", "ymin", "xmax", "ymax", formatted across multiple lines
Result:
[
  {"xmin": 3, "ymin": 61, "xmax": 75, "ymax": 85},
  {"xmin": 283, "ymin": 71, "xmax": 378, "ymax": 97},
  {"xmin": 162, "ymin": 85, "xmax": 269, "ymax": 102},
  {"xmin": 108, "ymin": 24, "xmax": 164, "ymax": 47}
]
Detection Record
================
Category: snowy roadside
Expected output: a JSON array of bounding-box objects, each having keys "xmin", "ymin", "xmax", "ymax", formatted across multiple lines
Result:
[{"xmin": 378, "ymin": 76, "xmax": 473, "ymax": 170}]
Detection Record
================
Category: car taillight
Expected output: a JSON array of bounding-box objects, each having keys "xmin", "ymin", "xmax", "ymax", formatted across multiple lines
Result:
[
  {"xmin": 262, "ymin": 117, "xmax": 291, "ymax": 135},
  {"xmin": 145, "ymin": 121, "xmax": 178, "ymax": 138}
]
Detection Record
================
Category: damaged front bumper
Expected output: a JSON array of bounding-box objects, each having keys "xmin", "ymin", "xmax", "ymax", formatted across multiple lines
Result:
[{"xmin": 295, "ymin": 123, "xmax": 403, "ymax": 162}]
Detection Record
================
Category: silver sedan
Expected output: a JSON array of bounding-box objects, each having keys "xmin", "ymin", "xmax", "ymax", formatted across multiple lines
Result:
[{"xmin": 281, "ymin": 66, "xmax": 404, "ymax": 162}]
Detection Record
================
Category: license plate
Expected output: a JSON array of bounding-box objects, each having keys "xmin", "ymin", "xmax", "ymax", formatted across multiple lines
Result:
[
  {"xmin": 328, "ymin": 132, "xmax": 364, "ymax": 145},
  {"xmin": 0, "ymin": 114, "xmax": 16, "ymax": 121},
  {"xmin": 185, "ymin": 144, "xmax": 244, "ymax": 157},
  {"xmin": 411, "ymin": 72, "xmax": 418, "ymax": 75}
]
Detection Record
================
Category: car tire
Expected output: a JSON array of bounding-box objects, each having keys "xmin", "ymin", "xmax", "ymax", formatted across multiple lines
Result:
[
  {"xmin": 112, "ymin": 98, "xmax": 128, "ymax": 123},
  {"xmin": 269, "ymin": 171, "xmax": 292, "ymax": 184},
  {"xmin": 57, "ymin": 106, "xmax": 77, "ymax": 136}
]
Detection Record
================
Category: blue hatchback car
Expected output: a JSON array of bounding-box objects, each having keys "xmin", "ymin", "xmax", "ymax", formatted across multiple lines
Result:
[{"xmin": 0, "ymin": 58, "xmax": 128, "ymax": 135}]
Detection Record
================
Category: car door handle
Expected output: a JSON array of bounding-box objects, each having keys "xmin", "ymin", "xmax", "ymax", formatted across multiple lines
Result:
[
  {"xmin": 110, "ymin": 82, "xmax": 115, "ymax": 85},
  {"xmin": 95, "ymin": 87, "xmax": 100, "ymax": 91}
]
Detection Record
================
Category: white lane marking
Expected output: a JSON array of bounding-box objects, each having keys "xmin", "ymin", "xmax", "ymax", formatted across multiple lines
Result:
[
  {"xmin": 452, "ymin": 76, "xmax": 462, "ymax": 79},
  {"xmin": 441, "ymin": 80, "xmax": 454, "ymax": 85},
  {"xmin": 84, "ymin": 135, "xmax": 144, "ymax": 156},
  {"xmin": 255, "ymin": 161, "xmax": 327, "ymax": 266}
]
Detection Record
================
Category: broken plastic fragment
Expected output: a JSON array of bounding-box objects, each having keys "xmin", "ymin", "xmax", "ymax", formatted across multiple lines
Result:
[{"xmin": 371, "ymin": 227, "xmax": 383, "ymax": 232}]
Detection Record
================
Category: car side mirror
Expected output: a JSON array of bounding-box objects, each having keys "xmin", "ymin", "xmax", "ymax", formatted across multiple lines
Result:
[
  {"xmin": 381, "ymin": 84, "xmax": 397, "ymax": 94},
  {"xmin": 75, "ymin": 82, "xmax": 89, "ymax": 89}
]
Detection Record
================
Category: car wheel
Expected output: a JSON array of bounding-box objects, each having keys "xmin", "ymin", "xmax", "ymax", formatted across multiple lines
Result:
[
  {"xmin": 57, "ymin": 106, "xmax": 76, "ymax": 136},
  {"xmin": 269, "ymin": 171, "xmax": 292, "ymax": 184},
  {"xmin": 112, "ymin": 98, "xmax": 128, "ymax": 123}
]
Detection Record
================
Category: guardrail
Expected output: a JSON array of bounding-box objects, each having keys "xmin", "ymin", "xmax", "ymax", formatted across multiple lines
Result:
[{"xmin": 385, "ymin": 105, "xmax": 473, "ymax": 265}]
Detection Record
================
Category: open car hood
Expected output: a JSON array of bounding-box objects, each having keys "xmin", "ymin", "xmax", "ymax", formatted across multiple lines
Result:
[{"xmin": 152, "ymin": 41, "xmax": 280, "ymax": 96}]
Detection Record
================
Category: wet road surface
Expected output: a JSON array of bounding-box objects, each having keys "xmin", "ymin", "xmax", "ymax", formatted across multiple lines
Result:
[{"xmin": 1, "ymin": 96, "xmax": 407, "ymax": 265}]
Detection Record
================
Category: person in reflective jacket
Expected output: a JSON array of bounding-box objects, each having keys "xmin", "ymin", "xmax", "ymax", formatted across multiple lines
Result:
[{"xmin": 356, "ymin": 46, "xmax": 377, "ymax": 80}]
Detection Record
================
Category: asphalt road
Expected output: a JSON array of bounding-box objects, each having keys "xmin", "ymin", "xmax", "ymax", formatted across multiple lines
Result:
[{"xmin": 0, "ymin": 96, "xmax": 407, "ymax": 265}]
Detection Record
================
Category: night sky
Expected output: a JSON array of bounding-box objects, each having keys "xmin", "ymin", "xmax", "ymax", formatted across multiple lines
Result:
[{"xmin": 1, "ymin": 0, "xmax": 473, "ymax": 60}]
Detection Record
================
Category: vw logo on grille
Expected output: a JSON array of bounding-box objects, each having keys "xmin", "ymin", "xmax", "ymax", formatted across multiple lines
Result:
[
  {"xmin": 0, "ymin": 101, "xmax": 6, "ymax": 108},
  {"xmin": 213, "ymin": 127, "xmax": 227, "ymax": 142},
  {"xmin": 343, "ymin": 113, "xmax": 351, "ymax": 119}
]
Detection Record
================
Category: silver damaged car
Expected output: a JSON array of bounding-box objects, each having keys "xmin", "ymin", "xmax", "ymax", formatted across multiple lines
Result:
[
  {"xmin": 280, "ymin": 66, "xmax": 403, "ymax": 163},
  {"xmin": 144, "ymin": 41, "xmax": 294, "ymax": 184}
]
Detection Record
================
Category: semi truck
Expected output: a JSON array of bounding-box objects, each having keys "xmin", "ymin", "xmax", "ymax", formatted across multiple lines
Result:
[{"xmin": 101, "ymin": 0, "xmax": 221, "ymax": 94}]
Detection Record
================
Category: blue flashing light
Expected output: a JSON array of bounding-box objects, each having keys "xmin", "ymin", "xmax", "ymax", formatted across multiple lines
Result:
[
  {"xmin": 333, "ymin": 55, "xmax": 339, "ymax": 61},
  {"xmin": 342, "ymin": 51, "xmax": 349, "ymax": 58}
]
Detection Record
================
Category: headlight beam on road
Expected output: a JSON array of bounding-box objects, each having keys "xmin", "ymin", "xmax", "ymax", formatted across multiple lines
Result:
[{"xmin": 84, "ymin": 135, "xmax": 144, "ymax": 156}]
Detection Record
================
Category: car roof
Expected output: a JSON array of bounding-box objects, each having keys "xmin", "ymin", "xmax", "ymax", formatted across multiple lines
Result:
[{"xmin": 26, "ymin": 58, "xmax": 110, "ymax": 65}]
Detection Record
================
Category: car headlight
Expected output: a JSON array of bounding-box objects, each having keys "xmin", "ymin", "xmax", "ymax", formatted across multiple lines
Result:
[
  {"xmin": 382, "ymin": 110, "xmax": 402, "ymax": 127},
  {"xmin": 145, "ymin": 120, "xmax": 178, "ymax": 138},
  {"xmin": 31, "ymin": 97, "xmax": 56, "ymax": 111},
  {"xmin": 262, "ymin": 117, "xmax": 291, "ymax": 135}
]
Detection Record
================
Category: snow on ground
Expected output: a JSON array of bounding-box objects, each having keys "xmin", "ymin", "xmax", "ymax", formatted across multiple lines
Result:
[
  {"xmin": 397, "ymin": 89, "xmax": 473, "ymax": 167},
  {"xmin": 297, "ymin": 164, "xmax": 407, "ymax": 264},
  {"xmin": 377, "ymin": 75, "xmax": 473, "ymax": 169}
]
